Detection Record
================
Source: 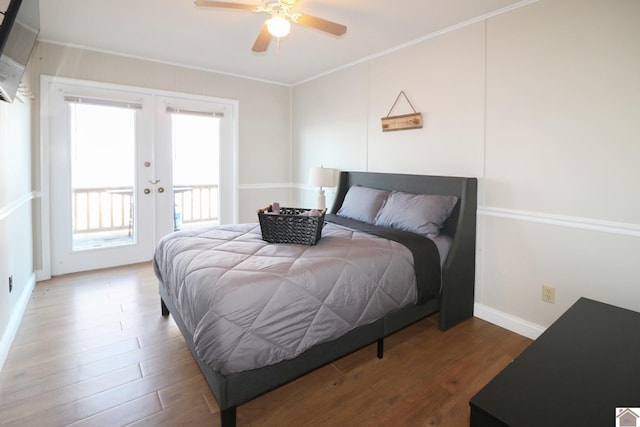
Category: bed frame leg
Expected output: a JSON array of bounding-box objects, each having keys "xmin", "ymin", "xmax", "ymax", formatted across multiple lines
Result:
[
  {"xmin": 161, "ymin": 298, "xmax": 169, "ymax": 316},
  {"xmin": 220, "ymin": 406, "xmax": 236, "ymax": 427},
  {"xmin": 377, "ymin": 338, "xmax": 384, "ymax": 359}
]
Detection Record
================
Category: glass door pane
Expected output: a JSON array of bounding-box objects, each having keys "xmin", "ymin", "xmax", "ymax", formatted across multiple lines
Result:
[
  {"xmin": 171, "ymin": 112, "xmax": 220, "ymax": 230},
  {"xmin": 69, "ymin": 102, "xmax": 136, "ymax": 250}
]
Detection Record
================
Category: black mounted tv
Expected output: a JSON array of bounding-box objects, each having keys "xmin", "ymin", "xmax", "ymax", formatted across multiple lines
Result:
[{"xmin": 0, "ymin": 0, "xmax": 39, "ymax": 103}]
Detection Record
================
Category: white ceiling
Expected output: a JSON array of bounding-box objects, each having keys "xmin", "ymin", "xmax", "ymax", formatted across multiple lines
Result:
[{"xmin": 38, "ymin": 0, "xmax": 527, "ymax": 85}]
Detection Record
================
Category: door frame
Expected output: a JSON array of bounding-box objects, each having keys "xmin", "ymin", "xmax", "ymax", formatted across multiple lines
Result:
[{"xmin": 38, "ymin": 76, "xmax": 239, "ymax": 279}]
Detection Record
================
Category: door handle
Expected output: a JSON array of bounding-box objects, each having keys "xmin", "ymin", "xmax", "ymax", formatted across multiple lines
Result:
[
  {"xmin": 144, "ymin": 188, "xmax": 151, "ymax": 195},
  {"xmin": 158, "ymin": 187, "xmax": 165, "ymax": 193},
  {"xmin": 148, "ymin": 179, "xmax": 160, "ymax": 185}
]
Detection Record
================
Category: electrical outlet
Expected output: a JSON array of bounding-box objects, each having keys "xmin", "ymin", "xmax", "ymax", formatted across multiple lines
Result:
[
  {"xmin": 8, "ymin": 275, "xmax": 13, "ymax": 293},
  {"xmin": 542, "ymin": 285, "xmax": 555, "ymax": 304}
]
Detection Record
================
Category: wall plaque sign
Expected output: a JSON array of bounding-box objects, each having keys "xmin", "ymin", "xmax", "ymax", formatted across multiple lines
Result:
[{"xmin": 381, "ymin": 91, "xmax": 423, "ymax": 132}]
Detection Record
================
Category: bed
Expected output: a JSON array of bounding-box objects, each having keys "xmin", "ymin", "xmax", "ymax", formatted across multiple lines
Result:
[{"xmin": 154, "ymin": 171, "xmax": 477, "ymax": 427}]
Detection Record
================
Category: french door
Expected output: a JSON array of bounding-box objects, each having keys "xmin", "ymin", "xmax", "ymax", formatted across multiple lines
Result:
[{"xmin": 45, "ymin": 78, "xmax": 237, "ymax": 276}]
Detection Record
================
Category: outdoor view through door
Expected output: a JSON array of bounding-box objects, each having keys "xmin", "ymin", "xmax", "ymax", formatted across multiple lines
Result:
[
  {"xmin": 70, "ymin": 105, "xmax": 223, "ymax": 250},
  {"xmin": 70, "ymin": 101, "xmax": 137, "ymax": 251},
  {"xmin": 170, "ymin": 110, "xmax": 221, "ymax": 231}
]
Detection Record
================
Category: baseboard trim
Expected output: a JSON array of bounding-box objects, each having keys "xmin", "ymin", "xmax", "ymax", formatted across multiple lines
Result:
[
  {"xmin": 0, "ymin": 273, "xmax": 36, "ymax": 371},
  {"xmin": 474, "ymin": 302, "xmax": 545, "ymax": 340}
]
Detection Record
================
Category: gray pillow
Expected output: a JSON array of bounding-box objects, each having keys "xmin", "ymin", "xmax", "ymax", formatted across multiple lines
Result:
[
  {"xmin": 336, "ymin": 186, "xmax": 390, "ymax": 223},
  {"xmin": 373, "ymin": 190, "xmax": 458, "ymax": 237}
]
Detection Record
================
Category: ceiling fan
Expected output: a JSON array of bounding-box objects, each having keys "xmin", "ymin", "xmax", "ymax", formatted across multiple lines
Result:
[{"xmin": 194, "ymin": 0, "xmax": 347, "ymax": 53}]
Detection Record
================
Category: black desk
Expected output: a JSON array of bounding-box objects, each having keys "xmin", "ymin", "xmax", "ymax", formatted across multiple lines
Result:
[{"xmin": 470, "ymin": 298, "xmax": 640, "ymax": 427}]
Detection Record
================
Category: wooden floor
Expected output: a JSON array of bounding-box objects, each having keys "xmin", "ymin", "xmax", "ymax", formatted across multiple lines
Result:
[{"xmin": 0, "ymin": 263, "xmax": 531, "ymax": 426}]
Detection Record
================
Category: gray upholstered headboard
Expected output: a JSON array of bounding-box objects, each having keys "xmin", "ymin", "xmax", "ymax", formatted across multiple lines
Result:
[{"xmin": 330, "ymin": 171, "xmax": 478, "ymax": 329}]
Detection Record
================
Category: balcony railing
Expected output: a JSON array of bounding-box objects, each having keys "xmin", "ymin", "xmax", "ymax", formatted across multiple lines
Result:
[
  {"xmin": 73, "ymin": 187, "xmax": 133, "ymax": 234},
  {"xmin": 72, "ymin": 184, "xmax": 219, "ymax": 235},
  {"xmin": 174, "ymin": 184, "xmax": 219, "ymax": 227}
]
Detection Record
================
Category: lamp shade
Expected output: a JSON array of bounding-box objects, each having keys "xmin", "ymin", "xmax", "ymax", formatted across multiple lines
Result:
[{"xmin": 309, "ymin": 167, "xmax": 336, "ymax": 188}]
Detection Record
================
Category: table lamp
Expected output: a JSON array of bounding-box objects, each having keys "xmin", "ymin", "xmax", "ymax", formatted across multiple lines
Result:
[{"xmin": 308, "ymin": 166, "xmax": 336, "ymax": 209}]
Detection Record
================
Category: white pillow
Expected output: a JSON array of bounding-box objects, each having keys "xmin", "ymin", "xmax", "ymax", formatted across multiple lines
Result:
[
  {"xmin": 374, "ymin": 190, "xmax": 458, "ymax": 237},
  {"xmin": 336, "ymin": 186, "xmax": 390, "ymax": 223}
]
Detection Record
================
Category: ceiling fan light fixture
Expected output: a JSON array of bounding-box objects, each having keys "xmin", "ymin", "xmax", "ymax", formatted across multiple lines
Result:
[
  {"xmin": 267, "ymin": 16, "xmax": 291, "ymax": 38},
  {"xmin": 196, "ymin": 1, "xmax": 347, "ymax": 52}
]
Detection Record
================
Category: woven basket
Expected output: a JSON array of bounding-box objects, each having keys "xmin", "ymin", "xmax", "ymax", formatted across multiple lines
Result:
[{"xmin": 257, "ymin": 205, "xmax": 327, "ymax": 245}]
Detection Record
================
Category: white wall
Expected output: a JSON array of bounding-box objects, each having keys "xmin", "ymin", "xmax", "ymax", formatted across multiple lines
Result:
[
  {"xmin": 0, "ymin": 67, "xmax": 36, "ymax": 367},
  {"xmin": 367, "ymin": 23, "xmax": 486, "ymax": 178},
  {"xmin": 479, "ymin": 0, "xmax": 640, "ymax": 332},
  {"xmin": 292, "ymin": 62, "xmax": 369, "ymax": 209},
  {"xmin": 292, "ymin": 0, "xmax": 640, "ymax": 337}
]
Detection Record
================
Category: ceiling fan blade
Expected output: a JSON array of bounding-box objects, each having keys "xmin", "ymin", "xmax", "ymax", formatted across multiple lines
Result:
[
  {"xmin": 296, "ymin": 14, "xmax": 347, "ymax": 36},
  {"xmin": 194, "ymin": 0, "xmax": 257, "ymax": 11},
  {"xmin": 252, "ymin": 23, "xmax": 272, "ymax": 52}
]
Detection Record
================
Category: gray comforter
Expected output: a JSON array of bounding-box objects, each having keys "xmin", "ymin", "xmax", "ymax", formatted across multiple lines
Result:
[{"xmin": 153, "ymin": 221, "xmax": 436, "ymax": 374}]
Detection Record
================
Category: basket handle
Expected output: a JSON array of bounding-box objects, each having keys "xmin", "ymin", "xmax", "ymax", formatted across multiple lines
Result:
[{"xmin": 257, "ymin": 204, "xmax": 272, "ymax": 214}]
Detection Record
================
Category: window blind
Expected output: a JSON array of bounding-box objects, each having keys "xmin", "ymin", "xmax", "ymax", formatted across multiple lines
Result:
[
  {"xmin": 165, "ymin": 106, "xmax": 224, "ymax": 118},
  {"xmin": 64, "ymin": 96, "xmax": 143, "ymax": 110}
]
